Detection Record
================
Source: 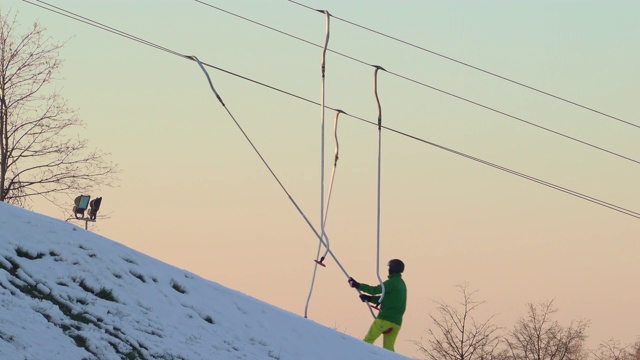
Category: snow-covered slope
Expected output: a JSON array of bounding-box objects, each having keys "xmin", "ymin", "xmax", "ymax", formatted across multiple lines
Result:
[{"xmin": 0, "ymin": 202, "xmax": 410, "ymax": 359}]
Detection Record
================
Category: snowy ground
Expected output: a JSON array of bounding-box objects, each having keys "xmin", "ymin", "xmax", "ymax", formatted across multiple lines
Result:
[{"xmin": 0, "ymin": 202, "xmax": 410, "ymax": 359}]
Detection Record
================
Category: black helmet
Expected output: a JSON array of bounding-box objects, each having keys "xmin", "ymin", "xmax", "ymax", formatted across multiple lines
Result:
[{"xmin": 387, "ymin": 259, "xmax": 405, "ymax": 274}]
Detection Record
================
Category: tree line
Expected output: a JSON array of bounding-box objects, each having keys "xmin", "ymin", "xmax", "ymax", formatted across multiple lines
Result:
[{"xmin": 416, "ymin": 284, "xmax": 639, "ymax": 360}]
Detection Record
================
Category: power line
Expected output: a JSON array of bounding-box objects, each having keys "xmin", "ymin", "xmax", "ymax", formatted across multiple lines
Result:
[
  {"xmin": 24, "ymin": 1, "xmax": 188, "ymax": 59},
  {"xmin": 193, "ymin": 0, "xmax": 369, "ymax": 66},
  {"xmin": 22, "ymin": 0, "xmax": 640, "ymax": 220},
  {"xmin": 192, "ymin": 0, "xmax": 640, "ymax": 166},
  {"xmin": 287, "ymin": 0, "xmax": 640, "ymax": 130}
]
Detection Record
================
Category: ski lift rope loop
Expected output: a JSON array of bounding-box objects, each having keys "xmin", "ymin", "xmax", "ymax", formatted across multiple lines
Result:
[
  {"xmin": 305, "ymin": 11, "xmax": 375, "ymax": 319},
  {"xmin": 374, "ymin": 65, "xmax": 385, "ymax": 307},
  {"xmin": 305, "ymin": 9, "xmax": 330, "ymax": 318},
  {"xmin": 191, "ymin": 41, "xmax": 375, "ymax": 320},
  {"xmin": 319, "ymin": 9, "xmax": 330, "ymax": 264}
]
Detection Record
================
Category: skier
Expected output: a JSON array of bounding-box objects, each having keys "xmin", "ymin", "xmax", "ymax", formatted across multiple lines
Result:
[{"xmin": 348, "ymin": 259, "xmax": 407, "ymax": 352}]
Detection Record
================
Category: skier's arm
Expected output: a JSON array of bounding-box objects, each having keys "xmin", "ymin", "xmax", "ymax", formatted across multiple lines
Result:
[
  {"xmin": 360, "ymin": 279, "xmax": 394, "ymax": 301},
  {"xmin": 358, "ymin": 282, "xmax": 382, "ymax": 295}
]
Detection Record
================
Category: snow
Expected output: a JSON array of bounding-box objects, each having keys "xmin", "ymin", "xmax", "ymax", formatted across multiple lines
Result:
[{"xmin": 0, "ymin": 202, "xmax": 410, "ymax": 360}]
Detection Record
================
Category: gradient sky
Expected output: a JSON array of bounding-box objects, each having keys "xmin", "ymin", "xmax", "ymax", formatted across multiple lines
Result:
[{"xmin": 5, "ymin": 0, "xmax": 639, "ymax": 357}]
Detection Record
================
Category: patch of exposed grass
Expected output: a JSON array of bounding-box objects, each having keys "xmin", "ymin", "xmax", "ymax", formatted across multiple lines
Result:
[
  {"xmin": 66, "ymin": 309, "xmax": 93, "ymax": 325},
  {"xmin": 1, "ymin": 257, "xmax": 20, "ymax": 276},
  {"xmin": 170, "ymin": 280, "xmax": 187, "ymax": 294},
  {"xmin": 76, "ymin": 297, "xmax": 89, "ymax": 305},
  {"xmin": 122, "ymin": 257, "xmax": 137, "ymax": 265},
  {"xmin": 0, "ymin": 258, "xmax": 11, "ymax": 272},
  {"xmin": 77, "ymin": 279, "xmax": 94, "ymax": 293},
  {"xmin": 35, "ymin": 310, "xmax": 52, "ymax": 323},
  {"xmin": 0, "ymin": 329, "xmax": 16, "ymax": 343},
  {"xmin": 12, "ymin": 279, "xmax": 94, "ymax": 325},
  {"xmin": 9, "ymin": 279, "xmax": 38, "ymax": 298},
  {"xmin": 12, "ymin": 273, "xmax": 143, "ymax": 360},
  {"xmin": 96, "ymin": 287, "xmax": 117, "ymax": 302},
  {"xmin": 250, "ymin": 337, "xmax": 268, "ymax": 346},
  {"xmin": 37, "ymin": 305, "xmax": 98, "ymax": 358},
  {"xmin": 76, "ymin": 278, "xmax": 118, "ymax": 303},
  {"xmin": 15, "ymin": 246, "xmax": 45, "ymax": 260},
  {"xmin": 6, "ymin": 257, "xmax": 19, "ymax": 269},
  {"xmin": 130, "ymin": 271, "xmax": 146, "ymax": 283},
  {"xmin": 150, "ymin": 352, "xmax": 182, "ymax": 360},
  {"xmin": 71, "ymin": 333, "xmax": 88, "ymax": 348}
]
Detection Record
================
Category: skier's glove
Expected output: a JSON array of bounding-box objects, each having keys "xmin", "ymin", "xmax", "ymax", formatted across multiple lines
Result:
[
  {"xmin": 359, "ymin": 294, "xmax": 372, "ymax": 303},
  {"xmin": 348, "ymin": 277, "xmax": 360, "ymax": 289}
]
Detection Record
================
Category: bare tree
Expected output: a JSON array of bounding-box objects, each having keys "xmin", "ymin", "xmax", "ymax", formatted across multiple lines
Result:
[
  {"xmin": 505, "ymin": 300, "xmax": 589, "ymax": 360},
  {"xmin": 591, "ymin": 339, "xmax": 634, "ymax": 360},
  {"xmin": 0, "ymin": 8, "xmax": 117, "ymax": 208},
  {"xmin": 416, "ymin": 284, "xmax": 506, "ymax": 360}
]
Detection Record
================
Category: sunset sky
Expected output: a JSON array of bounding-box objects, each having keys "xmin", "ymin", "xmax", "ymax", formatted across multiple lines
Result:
[{"xmin": 5, "ymin": 0, "xmax": 639, "ymax": 357}]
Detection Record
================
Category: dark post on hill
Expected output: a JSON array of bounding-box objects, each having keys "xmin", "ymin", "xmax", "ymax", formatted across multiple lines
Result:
[{"xmin": 0, "ymin": 8, "xmax": 118, "ymax": 208}]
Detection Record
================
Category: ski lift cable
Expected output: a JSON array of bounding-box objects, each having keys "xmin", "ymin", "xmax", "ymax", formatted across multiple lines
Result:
[
  {"xmin": 286, "ymin": 0, "xmax": 640, "ymax": 130},
  {"xmin": 383, "ymin": 126, "xmax": 640, "ymax": 219},
  {"xmin": 191, "ymin": 55, "xmax": 325, "ymax": 256},
  {"xmin": 192, "ymin": 0, "xmax": 640, "ymax": 167},
  {"xmin": 305, "ymin": 10, "xmax": 330, "ymax": 319},
  {"xmin": 25, "ymin": 1, "xmax": 640, "ymax": 223},
  {"xmin": 190, "ymin": 55, "xmax": 376, "ymax": 319},
  {"xmin": 382, "ymin": 69, "xmax": 640, "ymax": 166},
  {"xmin": 26, "ymin": 0, "xmax": 185, "ymax": 59},
  {"xmin": 372, "ymin": 66, "xmax": 386, "ymax": 310}
]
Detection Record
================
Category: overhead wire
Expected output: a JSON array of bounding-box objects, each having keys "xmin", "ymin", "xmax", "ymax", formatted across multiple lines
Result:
[
  {"xmin": 22, "ymin": 0, "xmax": 640, "ymax": 225},
  {"xmin": 24, "ymin": 1, "xmax": 188, "ymax": 59},
  {"xmin": 192, "ymin": 0, "xmax": 640, "ymax": 166},
  {"xmin": 287, "ymin": 0, "xmax": 640, "ymax": 130}
]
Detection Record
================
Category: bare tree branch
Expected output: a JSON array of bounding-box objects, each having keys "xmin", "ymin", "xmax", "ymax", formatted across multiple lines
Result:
[
  {"xmin": 1, "ymin": 8, "xmax": 118, "ymax": 208},
  {"xmin": 505, "ymin": 300, "xmax": 588, "ymax": 360},
  {"xmin": 416, "ymin": 283, "xmax": 505, "ymax": 360},
  {"xmin": 591, "ymin": 338, "xmax": 640, "ymax": 360}
]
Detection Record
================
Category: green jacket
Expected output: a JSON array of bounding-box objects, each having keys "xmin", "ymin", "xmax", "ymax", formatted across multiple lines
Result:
[{"xmin": 359, "ymin": 273, "xmax": 407, "ymax": 326}]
